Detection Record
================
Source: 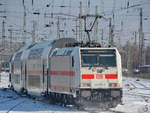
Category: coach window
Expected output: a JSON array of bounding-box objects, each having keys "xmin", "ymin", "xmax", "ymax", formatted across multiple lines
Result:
[
  {"xmin": 14, "ymin": 52, "xmax": 23, "ymax": 61},
  {"xmin": 28, "ymin": 48, "xmax": 43, "ymax": 59},
  {"xmin": 52, "ymin": 51, "xmax": 57, "ymax": 56},
  {"xmin": 66, "ymin": 50, "xmax": 72, "ymax": 55}
]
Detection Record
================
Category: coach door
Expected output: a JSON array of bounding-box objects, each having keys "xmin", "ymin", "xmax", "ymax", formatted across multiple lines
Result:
[{"xmin": 49, "ymin": 56, "xmax": 75, "ymax": 93}]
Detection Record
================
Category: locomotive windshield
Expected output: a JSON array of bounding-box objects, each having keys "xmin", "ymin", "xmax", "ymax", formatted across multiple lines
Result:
[
  {"xmin": 81, "ymin": 49, "xmax": 116, "ymax": 67},
  {"xmin": 99, "ymin": 55, "xmax": 116, "ymax": 67},
  {"xmin": 81, "ymin": 54, "xmax": 99, "ymax": 67}
]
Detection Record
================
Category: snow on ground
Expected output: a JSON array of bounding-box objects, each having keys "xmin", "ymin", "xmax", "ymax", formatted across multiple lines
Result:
[
  {"xmin": 113, "ymin": 77, "xmax": 150, "ymax": 113},
  {"xmin": 0, "ymin": 72, "xmax": 10, "ymax": 88},
  {"xmin": 0, "ymin": 72, "xmax": 150, "ymax": 113}
]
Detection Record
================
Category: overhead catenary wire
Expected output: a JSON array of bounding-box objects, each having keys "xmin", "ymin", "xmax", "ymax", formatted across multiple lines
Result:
[{"xmin": 1, "ymin": 0, "xmax": 150, "ymax": 45}]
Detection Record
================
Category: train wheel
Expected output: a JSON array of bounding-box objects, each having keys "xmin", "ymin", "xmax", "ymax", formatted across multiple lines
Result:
[{"xmin": 10, "ymin": 85, "xmax": 14, "ymax": 91}]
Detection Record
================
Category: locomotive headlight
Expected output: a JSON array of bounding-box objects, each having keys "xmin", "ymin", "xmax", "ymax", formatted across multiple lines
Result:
[{"xmin": 81, "ymin": 90, "xmax": 91, "ymax": 98}]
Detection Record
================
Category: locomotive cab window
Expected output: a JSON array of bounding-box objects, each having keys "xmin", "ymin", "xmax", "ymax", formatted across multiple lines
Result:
[
  {"xmin": 81, "ymin": 54, "xmax": 99, "ymax": 67},
  {"xmin": 81, "ymin": 49, "xmax": 116, "ymax": 67},
  {"xmin": 99, "ymin": 55, "xmax": 116, "ymax": 67}
]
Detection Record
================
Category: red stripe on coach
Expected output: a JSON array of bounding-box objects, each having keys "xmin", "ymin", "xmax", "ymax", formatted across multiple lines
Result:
[
  {"xmin": 82, "ymin": 74, "xmax": 94, "ymax": 79},
  {"xmin": 50, "ymin": 71, "xmax": 75, "ymax": 76},
  {"xmin": 105, "ymin": 74, "xmax": 117, "ymax": 79}
]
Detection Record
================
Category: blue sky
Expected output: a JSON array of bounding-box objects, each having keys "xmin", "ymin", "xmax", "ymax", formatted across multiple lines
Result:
[{"xmin": 0, "ymin": 0, "xmax": 150, "ymax": 46}]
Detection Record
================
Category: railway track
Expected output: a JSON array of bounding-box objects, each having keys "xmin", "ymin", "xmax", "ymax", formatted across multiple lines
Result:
[
  {"xmin": 0, "ymin": 88, "xmax": 20, "ymax": 104},
  {"xmin": 0, "ymin": 97, "xmax": 19, "ymax": 104},
  {"xmin": 1, "ymin": 77, "xmax": 149, "ymax": 113},
  {"xmin": 124, "ymin": 78, "xmax": 150, "ymax": 103},
  {"xmin": 125, "ymin": 78, "xmax": 150, "ymax": 90},
  {"xmin": 0, "ymin": 88, "xmax": 126, "ymax": 113},
  {"xmin": 135, "ymin": 81, "xmax": 149, "ymax": 89},
  {"xmin": 125, "ymin": 92, "xmax": 150, "ymax": 99},
  {"xmin": 127, "ymin": 81, "xmax": 137, "ymax": 89},
  {"xmin": 6, "ymin": 100, "xmax": 26, "ymax": 113}
]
